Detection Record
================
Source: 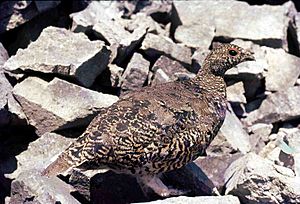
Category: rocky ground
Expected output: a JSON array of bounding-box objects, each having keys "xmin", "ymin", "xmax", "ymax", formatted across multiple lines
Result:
[{"xmin": 0, "ymin": 0, "xmax": 300, "ymax": 204}]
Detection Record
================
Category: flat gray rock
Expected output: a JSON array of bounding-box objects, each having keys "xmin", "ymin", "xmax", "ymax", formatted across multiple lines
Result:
[
  {"xmin": 244, "ymin": 86, "xmax": 300, "ymax": 125},
  {"xmin": 135, "ymin": 195, "xmax": 240, "ymax": 204},
  {"xmin": 175, "ymin": 24, "xmax": 215, "ymax": 50},
  {"xmin": 121, "ymin": 53, "xmax": 150, "ymax": 91},
  {"xmin": 7, "ymin": 132, "xmax": 78, "ymax": 203},
  {"xmin": 264, "ymin": 47, "xmax": 300, "ymax": 91},
  {"xmin": 9, "ymin": 170, "xmax": 79, "ymax": 204},
  {"xmin": 173, "ymin": 1, "xmax": 296, "ymax": 50},
  {"xmin": 226, "ymin": 82, "xmax": 246, "ymax": 104},
  {"xmin": 12, "ymin": 77, "xmax": 118, "ymax": 135},
  {"xmin": 4, "ymin": 26, "xmax": 111, "ymax": 87},
  {"xmin": 7, "ymin": 132, "xmax": 74, "ymax": 179},
  {"xmin": 225, "ymin": 153, "xmax": 300, "ymax": 203},
  {"xmin": 141, "ymin": 33, "xmax": 192, "ymax": 66}
]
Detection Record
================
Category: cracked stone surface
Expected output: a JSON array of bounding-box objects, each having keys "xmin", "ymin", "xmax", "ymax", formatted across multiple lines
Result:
[{"xmin": 4, "ymin": 26, "xmax": 111, "ymax": 87}]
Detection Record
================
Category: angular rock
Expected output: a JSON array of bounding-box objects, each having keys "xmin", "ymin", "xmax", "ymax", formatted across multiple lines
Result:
[
  {"xmin": 0, "ymin": 1, "xmax": 60, "ymax": 34},
  {"xmin": 12, "ymin": 77, "xmax": 118, "ymax": 135},
  {"xmin": 163, "ymin": 162, "xmax": 218, "ymax": 196},
  {"xmin": 150, "ymin": 55, "xmax": 195, "ymax": 86},
  {"xmin": 138, "ymin": 0, "xmax": 172, "ymax": 20},
  {"xmin": 194, "ymin": 153, "xmax": 242, "ymax": 191},
  {"xmin": 98, "ymin": 64, "xmax": 124, "ymax": 87},
  {"xmin": 0, "ymin": 70, "xmax": 26, "ymax": 126},
  {"xmin": 135, "ymin": 195, "xmax": 240, "ymax": 204},
  {"xmin": 121, "ymin": 13, "xmax": 169, "ymax": 37},
  {"xmin": 225, "ymin": 153, "xmax": 300, "ymax": 203},
  {"xmin": 264, "ymin": 47, "xmax": 300, "ymax": 91},
  {"xmin": 207, "ymin": 131, "xmax": 237, "ymax": 156},
  {"xmin": 70, "ymin": 1, "xmax": 122, "ymax": 33},
  {"xmin": 93, "ymin": 21, "xmax": 147, "ymax": 64},
  {"xmin": 70, "ymin": 1, "xmax": 147, "ymax": 64},
  {"xmin": 226, "ymin": 82, "xmax": 246, "ymax": 104},
  {"xmin": 121, "ymin": 53, "xmax": 150, "ymax": 92},
  {"xmin": 7, "ymin": 132, "xmax": 74, "ymax": 179},
  {"xmin": 220, "ymin": 109, "xmax": 251, "ymax": 154},
  {"xmin": 175, "ymin": 24, "xmax": 215, "ymax": 50},
  {"xmin": 248, "ymin": 123, "xmax": 273, "ymax": 153},
  {"xmin": 278, "ymin": 127, "xmax": 300, "ymax": 176},
  {"xmin": 4, "ymin": 26, "xmax": 111, "ymax": 87},
  {"xmin": 244, "ymin": 86, "xmax": 300, "ymax": 125},
  {"xmin": 0, "ymin": 44, "xmax": 27, "ymax": 126},
  {"xmin": 9, "ymin": 170, "xmax": 79, "ymax": 204},
  {"xmin": 141, "ymin": 33, "xmax": 192, "ymax": 66},
  {"xmin": 6, "ymin": 132, "xmax": 78, "ymax": 203},
  {"xmin": 173, "ymin": 1, "xmax": 296, "ymax": 50},
  {"xmin": 0, "ymin": 71, "xmax": 12, "ymax": 126}
]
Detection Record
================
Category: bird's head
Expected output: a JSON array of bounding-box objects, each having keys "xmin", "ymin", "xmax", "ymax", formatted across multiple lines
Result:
[{"xmin": 202, "ymin": 43, "xmax": 255, "ymax": 76}]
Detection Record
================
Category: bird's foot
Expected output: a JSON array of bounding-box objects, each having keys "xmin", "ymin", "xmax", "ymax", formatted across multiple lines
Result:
[
  {"xmin": 137, "ymin": 174, "xmax": 188, "ymax": 198},
  {"xmin": 159, "ymin": 188, "xmax": 188, "ymax": 197}
]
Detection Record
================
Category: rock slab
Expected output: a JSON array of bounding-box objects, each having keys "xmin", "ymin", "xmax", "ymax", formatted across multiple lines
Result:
[
  {"xmin": 12, "ymin": 77, "xmax": 118, "ymax": 135},
  {"xmin": 7, "ymin": 132, "xmax": 78, "ymax": 203},
  {"xmin": 4, "ymin": 26, "xmax": 111, "ymax": 87},
  {"xmin": 245, "ymin": 86, "xmax": 300, "ymax": 125},
  {"xmin": 135, "ymin": 195, "xmax": 240, "ymax": 204},
  {"xmin": 225, "ymin": 153, "xmax": 300, "ymax": 204},
  {"xmin": 173, "ymin": 1, "xmax": 296, "ymax": 50},
  {"xmin": 121, "ymin": 53, "xmax": 150, "ymax": 91}
]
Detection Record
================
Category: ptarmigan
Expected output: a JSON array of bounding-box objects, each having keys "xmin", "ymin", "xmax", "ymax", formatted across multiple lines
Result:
[{"xmin": 42, "ymin": 43, "xmax": 255, "ymax": 197}]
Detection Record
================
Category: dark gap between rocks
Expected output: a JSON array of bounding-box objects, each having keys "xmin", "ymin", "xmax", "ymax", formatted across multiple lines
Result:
[
  {"xmin": 287, "ymin": 21, "xmax": 300, "ymax": 57},
  {"xmin": 0, "ymin": 125, "xmax": 38, "ymax": 203}
]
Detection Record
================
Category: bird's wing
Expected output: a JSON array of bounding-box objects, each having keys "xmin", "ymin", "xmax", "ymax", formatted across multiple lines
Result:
[{"xmin": 42, "ymin": 81, "xmax": 217, "ymax": 176}]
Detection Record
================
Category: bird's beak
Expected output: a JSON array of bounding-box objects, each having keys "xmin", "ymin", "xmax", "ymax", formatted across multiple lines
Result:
[{"xmin": 243, "ymin": 50, "xmax": 255, "ymax": 62}]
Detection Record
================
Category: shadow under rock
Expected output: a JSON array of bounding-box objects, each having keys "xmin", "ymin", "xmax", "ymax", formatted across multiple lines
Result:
[
  {"xmin": 0, "ymin": 125, "xmax": 38, "ymax": 203},
  {"xmin": 69, "ymin": 162, "xmax": 216, "ymax": 204}
]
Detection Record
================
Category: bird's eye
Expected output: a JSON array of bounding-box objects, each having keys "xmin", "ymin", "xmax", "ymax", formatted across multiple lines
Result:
[{"xmin": 229, "ymin": 49, "xmax": 238, "ymax": 56}]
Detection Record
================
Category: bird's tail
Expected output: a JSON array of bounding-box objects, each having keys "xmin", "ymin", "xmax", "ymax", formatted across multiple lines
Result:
[
  {"xmin": 41, "ymin": 145, "xmax": 87, "ymax": 177},
  {"xmin": 41, "ymin": 152, "xmax": 72, "ymax": 177}
]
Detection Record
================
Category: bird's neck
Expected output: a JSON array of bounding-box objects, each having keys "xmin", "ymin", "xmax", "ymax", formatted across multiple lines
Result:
[{"xmin": 190, "ymin": 68, "xmax": 226, "ymax": 97}]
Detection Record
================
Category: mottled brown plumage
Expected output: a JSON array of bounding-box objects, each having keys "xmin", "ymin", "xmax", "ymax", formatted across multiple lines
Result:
[{"xmin": 42, "ymin": 44, "xmax": 254, "ymax": 197}]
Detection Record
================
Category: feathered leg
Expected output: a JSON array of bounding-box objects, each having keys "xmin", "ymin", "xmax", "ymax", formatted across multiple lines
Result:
[{"xmin": 137, "ymin": 174, "xmax": 186, "ymax": 197}]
